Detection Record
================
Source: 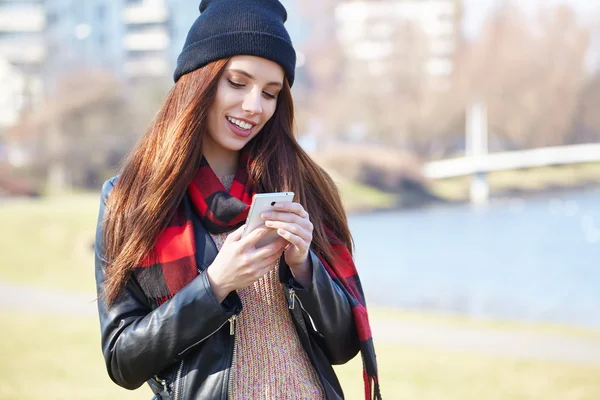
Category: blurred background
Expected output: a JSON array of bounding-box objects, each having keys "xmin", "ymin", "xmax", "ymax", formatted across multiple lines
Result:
[{"xmin": 1, "ymin": 0, "xmax": 600, "ymax": 399}]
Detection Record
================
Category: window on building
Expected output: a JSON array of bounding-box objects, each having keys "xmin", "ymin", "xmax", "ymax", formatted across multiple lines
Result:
[
  {"xmin": 126, "ymin": 22, "xmax": 164, "ymax": 33},
  {"xmin": 127, "ymin": 50, "xmax": 165, "ymax": 60}
]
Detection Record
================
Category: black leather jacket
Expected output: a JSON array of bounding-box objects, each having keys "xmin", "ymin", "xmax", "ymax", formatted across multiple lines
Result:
[{"xmin": 94, "ymin": 177, "xmax": 361, "ymax": 399}]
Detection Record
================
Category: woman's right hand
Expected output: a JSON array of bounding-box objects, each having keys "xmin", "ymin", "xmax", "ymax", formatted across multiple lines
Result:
[{"xmin": 206, "ymin": 224, "xmax": 287, "ymax": 302}]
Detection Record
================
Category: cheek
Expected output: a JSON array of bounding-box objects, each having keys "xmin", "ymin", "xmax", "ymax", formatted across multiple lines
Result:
[
  {"xmin": 213, "ymin": 82, "xmax": 238, "ymax": 112},
  {"xmin": 263, "ymin": 102, "xmax": 278, "ymax": 123}
]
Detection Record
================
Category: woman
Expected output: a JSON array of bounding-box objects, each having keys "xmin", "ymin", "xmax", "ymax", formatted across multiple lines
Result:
[{"xmin": 94, "ymin": 0, "xmax": 381, "ymax": 399}]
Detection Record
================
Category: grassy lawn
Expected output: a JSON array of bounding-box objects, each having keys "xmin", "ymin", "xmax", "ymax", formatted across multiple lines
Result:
[
  {"xmin": 0, "ymin": 193, "xmax": 101, "ymax": 293},
  {"xmin": 336, "ymin": 180, "xmax": 397, "ymax": 212},
  {"xmin": 1, "ymin": 311, "xmax": 599, "ymax": 400}
]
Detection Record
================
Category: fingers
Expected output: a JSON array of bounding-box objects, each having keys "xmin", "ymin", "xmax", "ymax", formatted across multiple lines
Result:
[
  {"xmin": 262, "ymin": 211, "xmax": 312, "ymax": 231},
  {"xmin": 254, "ymin": 237, "xmax": 287, "ymax": 259},
  {"xmin": 264, "ymin": 220, "xmax": 311, "ymax": 242},
  {"xmin": 260, "ymin": 202, "xmax": 313, "ymax": 254},
  {"xmin": 241, "ymin": 251, "xmax": 280, "ymax": 283},
  {"xmin": 272, "ymin": 201, "xmax": 309, "ymax": 219},
  {"xmin": 275, "ymin": 227, "xmax": 309, "ymax": 251}
]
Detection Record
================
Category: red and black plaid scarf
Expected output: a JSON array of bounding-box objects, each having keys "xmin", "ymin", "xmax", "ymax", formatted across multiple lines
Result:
[
  {"xmin": 134, "ymin": 155, "xmax": 381, "ymax": 399},
  {"xmin": 318, "ymin": 234, "xmax": 382, "ymax": 400}
]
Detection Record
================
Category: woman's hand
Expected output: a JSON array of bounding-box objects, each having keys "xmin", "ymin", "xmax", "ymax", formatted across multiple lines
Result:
[
  {"xmin": 206, "ymin": 224, "xmax": 287, "ymax": 302},
  {"xmin": 261, "ymin": 202, "xmax": 314, "ymax": 286}
]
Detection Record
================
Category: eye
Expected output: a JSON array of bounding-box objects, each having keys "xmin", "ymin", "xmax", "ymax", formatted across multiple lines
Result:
[
  {"xmin": 227, "ymin": 79, "xmax": 244, "ymax": 88},
  {"xmin": 262, "ymin": 91, "xmax": 277, "ymax": 100}
]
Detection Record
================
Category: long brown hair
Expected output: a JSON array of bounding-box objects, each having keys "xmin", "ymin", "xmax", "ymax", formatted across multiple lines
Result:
[{"xmin": 102, "ymin": 58, "xmax": 352, "ymax": 304}]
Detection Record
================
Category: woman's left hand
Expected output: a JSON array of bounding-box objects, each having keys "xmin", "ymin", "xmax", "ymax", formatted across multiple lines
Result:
[{"xmin": 261, "ymin": 202, "xmax": 313, "ymax": 270}]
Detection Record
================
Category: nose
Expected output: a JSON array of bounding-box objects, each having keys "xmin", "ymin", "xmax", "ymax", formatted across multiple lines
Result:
[{"xmin": 242, "ymin": 88, "xmax": 263, "ymax": 115}]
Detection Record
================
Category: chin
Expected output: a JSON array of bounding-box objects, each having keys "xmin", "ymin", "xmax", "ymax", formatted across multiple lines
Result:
[{"xmin": 221, "ymin": 139, "xmax": 249, "ymax": 153}]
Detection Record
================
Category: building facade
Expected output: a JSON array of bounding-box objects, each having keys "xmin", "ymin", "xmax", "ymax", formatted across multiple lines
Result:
[
  {"xmin": 123, "ymin": 0, "xmax": 171, "ymax": 79},
  {"xmin": 0, "ymin": 59, "xmax": 26, "ymax": 129},
  {"xmin": 335, "ymin": 0, "xmax": 460, "ymax": 81},
  {"xmin": 0, "ymin": 0, "xmax": 46, "ymax": 113},
  {"xmin": 44, "ymin": 0, "xmax": 125, "ymax": 86}
]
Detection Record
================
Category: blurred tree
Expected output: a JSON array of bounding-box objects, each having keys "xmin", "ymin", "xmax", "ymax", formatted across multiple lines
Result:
[
  {"xmin": 321, "ymin": 16, "xmax": 463, "ymax": 157},
  {"xmin": 461, "ymin": 3, "xmax": 590, "ymax": 149},
  {"xmin": 571, "ymin": 72, "xmax": 600, "ymax": 144},
  {"xmin": 7, "ymin": 70, "xmax": 169, "ymax": 191},
  {"xmin": 295, "ymin": 0, "xmax": 344, "ymax": 145}
]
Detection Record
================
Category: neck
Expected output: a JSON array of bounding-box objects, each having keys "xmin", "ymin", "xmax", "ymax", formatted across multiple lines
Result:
[{"xmin": 202, "ymin": 143, "xmax": 239, "ymax": 178}]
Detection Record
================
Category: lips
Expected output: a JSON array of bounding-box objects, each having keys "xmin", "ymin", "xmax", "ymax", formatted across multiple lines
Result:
[{"xmin": 225, "ymin": 116, "xmax": 255, "ymax": 138}]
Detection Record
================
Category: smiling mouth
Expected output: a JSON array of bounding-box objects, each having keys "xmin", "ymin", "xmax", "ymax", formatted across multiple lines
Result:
[{"xmin": 226, "ymin": 116, "xmax": 255, "ymax": 130}]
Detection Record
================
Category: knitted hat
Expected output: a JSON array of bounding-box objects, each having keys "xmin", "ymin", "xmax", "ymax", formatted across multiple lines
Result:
[{"xmin": 173, "ymin": 0, "xmax": 296, "ymax": 86}]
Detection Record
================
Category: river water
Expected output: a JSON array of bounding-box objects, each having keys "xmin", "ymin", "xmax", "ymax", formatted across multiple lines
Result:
[{"xmin": 349, "ymin": 188, "xmax": 600, "ymax": 328}]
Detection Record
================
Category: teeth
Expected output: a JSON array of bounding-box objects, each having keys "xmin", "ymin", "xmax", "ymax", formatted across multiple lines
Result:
[{"xmin": 227, "ymin": 117, "xmax": 252, "ymax": 130}]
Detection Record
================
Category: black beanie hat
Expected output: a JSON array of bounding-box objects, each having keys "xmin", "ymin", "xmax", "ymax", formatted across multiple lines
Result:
[{"xmin": 173, "ymin": 0, "xmax": 296, "ymax": 86}]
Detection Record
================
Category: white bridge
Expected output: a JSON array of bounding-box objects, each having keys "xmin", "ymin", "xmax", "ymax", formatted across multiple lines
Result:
[
  {"xmin": 423, "ymin": 143, "xmax": 600, "ymax": 179},
  {"xmin": 420, "ymin": 101, "xmax": 600, "ymax": 203}
]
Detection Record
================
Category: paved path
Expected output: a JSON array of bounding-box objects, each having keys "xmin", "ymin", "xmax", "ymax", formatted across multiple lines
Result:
[
  {"xmin": 374, "ymin": 321, "xmax": 600, "ymax": 367},
  {"xmin": 0, "ymin": 282, "xmax": 98, "ymax": 317},
  {"xmin": 2, "ymin": 282, "xmax": 600, "ymax": 367}
]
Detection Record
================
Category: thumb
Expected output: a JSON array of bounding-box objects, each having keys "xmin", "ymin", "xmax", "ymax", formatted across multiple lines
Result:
[
  {"xmin": 243, "ymin": 225, "xmax": 271, "ymax": 246},
  {"xmin": 225, "ymin": 224, "xmax": 246, "ymax": 243}
]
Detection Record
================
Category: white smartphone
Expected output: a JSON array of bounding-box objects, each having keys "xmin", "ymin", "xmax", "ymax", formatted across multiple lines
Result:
[{"xmin": 243, "ymin": 192, "xmax": 295, "ymax": 248}]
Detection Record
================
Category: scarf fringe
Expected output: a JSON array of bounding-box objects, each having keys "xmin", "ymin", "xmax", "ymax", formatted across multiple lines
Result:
[
  {"xmin": 373, "ymin": 376, "xmax": 382, "ymax": 400},
  {"xmin": 363, "ymin": 365, "xmax": 382, "ymax": 400}
]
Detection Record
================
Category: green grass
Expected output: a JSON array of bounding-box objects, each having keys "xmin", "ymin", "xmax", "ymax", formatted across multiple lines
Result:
[
  {"xmin": 1, "ymin": 311, "xmax": 599, "ymax": 400},
  {"xmin": 336, "ymin": 180, "xmax": 397, "ymax": 212},
  {"xmin": 0, "ymin": 193, "xmax": 101, "ymax": 293},
  {"xmin": 336, "ymin": 342, "xmax": 600, "ymax": 400}
]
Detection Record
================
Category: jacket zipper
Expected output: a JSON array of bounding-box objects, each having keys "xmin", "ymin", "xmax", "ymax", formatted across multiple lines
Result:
[
  {"xmin": 172, "ymin": 360, "xmax": 185, "ymax": 400},
  {"xmin": 288, "ymin": 287, "xmax": 320, "ymax": 334},
  {"xmin": 288, "ymin": 287, "xmax": 295, "ymax": 309},
  {"xmin": 155, "ymin": 375, "xmax": 169, "ymax": 395},
  {"xmin": 177, "ymin": 317, "xmax": 233, "ymax": 356},
  {"xmin": 171, "ymin": 315, "xmax": 236, "ymax": 398},
  {"xmin": 227, "ymin": 315, "xmax": 237, "ymax": 400},
  {"xmin": 286, "ymin": 282, "xmax": 328, "ymax": 395}
]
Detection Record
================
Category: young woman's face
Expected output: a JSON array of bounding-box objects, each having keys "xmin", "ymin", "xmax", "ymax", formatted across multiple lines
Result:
[{"xmin": 205, "ymin": 55, "xmax": 284, "ymax": 158}]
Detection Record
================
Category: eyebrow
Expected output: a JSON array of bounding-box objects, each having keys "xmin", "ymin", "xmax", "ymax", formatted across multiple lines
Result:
[{"xmin": 227, "ymin": 69, "xmax": 283, "ymax": 88}]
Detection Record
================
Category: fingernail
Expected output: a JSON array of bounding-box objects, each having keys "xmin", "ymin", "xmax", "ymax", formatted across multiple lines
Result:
[{"xmin": 261, "ymin": 212, "xmax": 271, "ymax": 219}]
